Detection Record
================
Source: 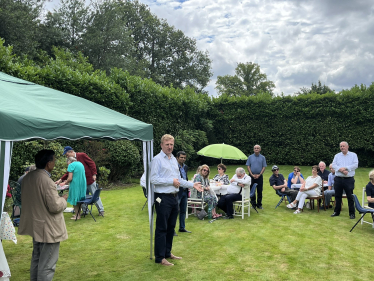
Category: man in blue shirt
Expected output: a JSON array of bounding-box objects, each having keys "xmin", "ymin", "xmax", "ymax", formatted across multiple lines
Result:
[
  {"xmin": 246, "ymin": 144, "xmax": 267, "ymax": 209},
  {"xmin": 176, "ymin": 151, "xmax": 191, "ymax": 234},
  {"xmin": 151, "ymin": 134, "xmax": 201, "ymax": 266},
  {"xmin": 331, "ymin": 141, "xmax": 358, "ymax": 219}
]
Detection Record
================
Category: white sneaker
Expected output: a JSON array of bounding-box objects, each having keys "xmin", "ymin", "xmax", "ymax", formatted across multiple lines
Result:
[
  {"xmin": 293, "ymin": 209, "xmax": 301, "ymax": 214},
  {"xmin": 287, "ymin": 202, "xmax": 296, "ymax": 209}
]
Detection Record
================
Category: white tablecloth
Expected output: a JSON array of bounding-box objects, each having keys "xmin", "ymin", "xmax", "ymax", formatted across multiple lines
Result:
[
  {"xmin": 0, "ymin": 213, "xmax": 13, "ymax": 280},
  {"xmin": 210, "ymin": 183, "xmax": 229, "ymax": 195}
]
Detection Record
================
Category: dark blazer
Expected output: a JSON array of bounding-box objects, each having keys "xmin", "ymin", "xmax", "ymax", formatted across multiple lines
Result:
[{"xmin": 178, "ymin": 164, "xmax": 189, "ymax": 198}]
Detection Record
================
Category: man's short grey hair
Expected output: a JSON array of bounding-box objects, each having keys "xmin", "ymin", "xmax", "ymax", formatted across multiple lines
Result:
[
  {"xmin": 340, "ymin": 141, "xmax": 349, "ymax": 146},
  {"xmin": 319, "ymin": 161, "xmax": 326, "ymax": 166},
  {"xmin": 254, "ymin": 144, "xmax": 261, "ymax": 149},
  {"xmin": 236, "ymin": 167, "xmax": 245, "ymax": 175}
]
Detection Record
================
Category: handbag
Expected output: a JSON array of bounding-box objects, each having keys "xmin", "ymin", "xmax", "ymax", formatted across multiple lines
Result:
[{"xmin": 197, "ymin": 209, "xmax": 207, "ymax": 220}]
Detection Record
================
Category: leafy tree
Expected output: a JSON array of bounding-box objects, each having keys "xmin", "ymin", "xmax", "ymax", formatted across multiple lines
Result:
[
  {"xmin": 81, "ymin": 0, "xmax": 145, "ymax": 76},
  {"xmin": 295, "ymin": 80, "xmax": 334, "ymax": 95},
  {"xmin": 216, "ymin": 62, "xmax": 275, "ymax": 97},
  {"xmin": 0, "ymin": 0, "xmax": 43, "ymax": 58}
]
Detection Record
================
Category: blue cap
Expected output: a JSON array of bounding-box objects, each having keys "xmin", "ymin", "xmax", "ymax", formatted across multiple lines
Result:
[{"xmin": 63, "ymin": 146, "xmax": 73, "ymax": 155}]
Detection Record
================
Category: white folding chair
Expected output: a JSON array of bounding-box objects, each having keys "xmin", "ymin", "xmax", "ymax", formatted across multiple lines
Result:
[
  {"xmin": 186, "ymin": 188, "xmax": 206, "ymax": 218},
  {"xmin": 233, "ymin": 187, "xmax": 251, "ymax": 219}
]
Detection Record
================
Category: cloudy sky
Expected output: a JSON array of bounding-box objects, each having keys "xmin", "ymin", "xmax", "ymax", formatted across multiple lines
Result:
[{"xmin": 46, "ymin": 0, "xmax": 374, "ymax": 96}]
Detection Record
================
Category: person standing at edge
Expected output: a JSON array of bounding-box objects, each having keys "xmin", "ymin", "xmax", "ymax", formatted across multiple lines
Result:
[
  {"xmin": 151, "ymin": 134, "xmax": 202, "ymax": 266},
  {"xmin": 246, "ymin": 144, "xmax": 267, "ymax": 209},
  {"xmin": 18, "ymin": 150, "xmax": 68, "ymax": 281},
  {"xmin": 176, "ymin": 151, "xmax": 191, "ymax": 235},
  {"xmin": 56, "ymin": 146, "xmax": 105, "ymax": 216},
  {"xmin": 331, "ymin": 141, "xmax": 358, "ymax": 219}
]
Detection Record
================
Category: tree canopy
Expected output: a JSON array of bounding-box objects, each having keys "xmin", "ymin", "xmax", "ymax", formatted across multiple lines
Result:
[
  {"xmin": 215, "ymin": 62, "xmax": 275, "ymax": 97},
  {"xmin": 295, "ymin": 80, "xmax": 334, "ymax": 95},
  {"xmin": 0, "ymin": 0, "xmax": 212, "ymax": 91}
]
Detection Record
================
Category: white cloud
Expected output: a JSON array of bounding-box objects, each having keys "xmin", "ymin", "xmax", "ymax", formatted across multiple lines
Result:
[{"xmin": 46, "ymin": 0, "xmax": 374, "ymax": 96}]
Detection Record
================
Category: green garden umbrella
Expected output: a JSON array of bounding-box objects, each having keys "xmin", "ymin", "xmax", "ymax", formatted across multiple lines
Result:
[{"xmin": 197, "ymin": 143, "xmax": 248, "ymax": 163}]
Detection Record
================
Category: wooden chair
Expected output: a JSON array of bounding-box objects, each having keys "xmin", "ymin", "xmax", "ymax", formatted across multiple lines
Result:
[
  {"xmin": 186, "ymin": 188, "xmax": 206, "ymax": 218},
  {"xmin": 306, "ymin": 189, "xmax": 325, "ymax": 212},
  {"xmin": 233, "ymin": 184, "xmax": 256, "ymax": 219}
]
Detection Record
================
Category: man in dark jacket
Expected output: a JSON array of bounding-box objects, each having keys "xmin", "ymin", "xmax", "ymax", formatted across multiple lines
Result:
[{"xmin": 176, "ymin": 151, "xmax": 191, "ymax": 234}]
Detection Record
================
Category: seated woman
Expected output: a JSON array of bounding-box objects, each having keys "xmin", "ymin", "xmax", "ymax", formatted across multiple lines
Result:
[
  {"xmin": 287, "ymin": 165, "xmax": 322, "ymax": 214},
  {"xmin": 217, "ymin": 167, "xmax": 251, "ymax": 219},
  {"xmin": 62, "ymin": 157, "xmax": 87, "ymax": 220},
  {"xmin": 193, "ymin": 164, "xmax": 219, "ymax": 218},
  {"xmin": 287, "ymin": 166, "xmax": 305, "ymax": 189},
  {"xmin": 212, "ymin": 163, "xmax": 230, "ymax": 185},
  {"xmin": 365, "ymin": 169, "xmax": 374, "ymax": 221}
]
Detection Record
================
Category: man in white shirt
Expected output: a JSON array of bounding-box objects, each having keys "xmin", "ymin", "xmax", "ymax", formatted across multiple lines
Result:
[
  {"xmin": 331, "ymin": 141, "xmax": 358, "ymax": 219},
  {"xmin": 217, "ymin": 167, "xmax": 251, "ymax": 219},
  {"xmin": 150, "ymin": 134, "xmax": 201, "ymax": 266}
]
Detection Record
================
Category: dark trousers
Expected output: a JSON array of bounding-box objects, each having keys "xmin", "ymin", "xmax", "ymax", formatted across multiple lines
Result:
[
  {"xmin": 31, "ymin": 238, "xmax": 60, "ymax": 281},
  {"xmin": 333, "ymin": 177, "xmax": 355, "ymax": 215},
  {"xmin": 250, "ymin": 175, "xmax": 263, "ymax": 207},
  {"xmin": 217, "ymin": 193, "xmax": 242, "ymax": 216},
  {"xmin": 178, "ymin": 189, "xmax": 188, "ymax": 230},
  {"xmin": 154, "ymin": 193, "xmax": 179, "ymax": 263},
  {"xmin": 283, "ymin": 189, "xmax": 298, "ymax": 202}
]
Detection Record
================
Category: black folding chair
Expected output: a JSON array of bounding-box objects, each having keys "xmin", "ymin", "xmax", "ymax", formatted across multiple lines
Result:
[
  {"xmin": 275, "ymin": 189, "xmax": 291, "ymax": 209},
  {"xmin": 141, "ymin": 187, "xmax": 148, "ymax": 211},
  {"xmin": 77, "ymin": 188, "xmax": 102, "ymax": 222},
  {"xmin": 350, "ymin": 194, "xmax": 374, "ymax": 232}
]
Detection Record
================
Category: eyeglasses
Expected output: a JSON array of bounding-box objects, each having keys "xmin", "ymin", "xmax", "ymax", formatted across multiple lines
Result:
[{"xmin": 202, "ymin": 169, "xmax": 209, "ymax": 172}]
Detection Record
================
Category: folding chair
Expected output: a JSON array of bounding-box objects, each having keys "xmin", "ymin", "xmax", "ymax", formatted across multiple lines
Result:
[
  {"xmin": 361, "ymin": 187, "xmax": 374, "ymax": 227},
  {"xmin": 350, "ymin": 194, "xmax": 374, "ymax": 232},
  {"xmin": 77, "ymin": 188, "xmax": 102, "ymax": 222},
  {"xmin": 275, "ymin": 189, "xmax": 291, "ymax": 209},
  {"xmin": 8, "ymin": 181, "xmax": 21, "ymax": 226},
  {"xmin": 249, "ymin": 183, "xmax": 259, "ymax": 213},
  {"xmin": 141, "ymin": 187, "xmax": 148, "ymax": 211}
]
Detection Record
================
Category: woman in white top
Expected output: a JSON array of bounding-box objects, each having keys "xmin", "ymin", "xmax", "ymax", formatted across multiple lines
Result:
[{"xmin": 286, "ymin": 165, "xmax": 322, "ymax": 214}]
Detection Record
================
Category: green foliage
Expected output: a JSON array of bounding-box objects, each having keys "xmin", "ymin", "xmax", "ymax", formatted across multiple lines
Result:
[
  {"xmin": 174, "ymin": 129, "xmax": 209, "ymax": 167},
  {"xmin": 0, "ymin": 0, "xmax": 42, "ymax": 58},
  {"xmin": 97, "ymin": 166, "xmax": 111, "ymax": 187},
  {"xmin": 104, "ymin": 140, "xmax": 140, "ymax": 181},
  {"xmin": 295, "ymin": 80, "xmax": 334, "ymax": 95},
  {"xmin": 212, "ymin": 86, "xmax": 374, "ymax": 167},
  {"xmin": 10, "ymin": 140, "xmax": 65, "ymax": 181},
  {"xmin": 216, "ymin": 62, "xmax": 275, "ymax": 97}
]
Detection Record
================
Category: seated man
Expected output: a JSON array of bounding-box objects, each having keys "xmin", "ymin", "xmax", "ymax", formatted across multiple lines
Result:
[
  {"xmin": 323, "ymin": 164, "xmax": 335, "ymax": 209},
  {"xmin": 270, "ymin": 165, "xmax": 298, "ymax": 203},
  {"xmin": 318, "ymin": 161, "xmax": 330, "ymax": 188},
  {"xmin": 287, "ymin": 166, "xmax": 305, "ymax": 189},
  {"xmin": 217, "ymin": 167, "xmax": 251, "ymax": 219}
]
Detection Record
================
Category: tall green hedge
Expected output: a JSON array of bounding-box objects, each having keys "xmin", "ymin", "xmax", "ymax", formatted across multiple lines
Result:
[{"xmin": 212, "ymin": 86, "xmax": 374, "ymax": 166}]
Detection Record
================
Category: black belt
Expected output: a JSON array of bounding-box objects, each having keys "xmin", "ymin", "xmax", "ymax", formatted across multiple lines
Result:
[{"xmin": 335, "ymin": 176, "xmax": 353, "ymax": 179}]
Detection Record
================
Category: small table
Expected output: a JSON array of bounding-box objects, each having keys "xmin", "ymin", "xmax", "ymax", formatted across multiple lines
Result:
[
  {"xmin": 210, "ymin": 183, "xmax": 229, "ymax": 196},
  {"xmin": 56, "ymin": 185, "xmax": 69, "ymax": 195}
]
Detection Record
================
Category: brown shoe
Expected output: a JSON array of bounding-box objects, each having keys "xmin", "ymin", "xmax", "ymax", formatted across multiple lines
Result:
[
  {"xmin": 169, "ymin": 253, "xmax": 182, "ymax": 260},
  {"xmin": 160, "ymin": 258, "xmax": 174, "ymax": 266}
]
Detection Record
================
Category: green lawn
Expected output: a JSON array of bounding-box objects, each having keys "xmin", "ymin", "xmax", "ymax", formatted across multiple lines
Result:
[{"xmin": 3, "ymin": 165, "xmax": 374, "ymax": 280}]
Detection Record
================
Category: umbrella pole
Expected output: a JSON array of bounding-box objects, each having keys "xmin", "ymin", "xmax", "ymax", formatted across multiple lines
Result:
[{"xmin": 221, "ymin": 158, "xmax": 223, "ymax": 164}]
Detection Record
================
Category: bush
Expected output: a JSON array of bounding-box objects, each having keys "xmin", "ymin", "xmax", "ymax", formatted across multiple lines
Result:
[
  {"xmin": 97, "ymin": 166, "xmax": 111, "ymax": 188},
  {"xmin": 104, "ymin": 140, "xmax": 140, "ymax": 181}
]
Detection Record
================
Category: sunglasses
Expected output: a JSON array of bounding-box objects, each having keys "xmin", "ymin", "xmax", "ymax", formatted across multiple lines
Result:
[
  {"xmin": 294, "ymin": 169, "xmax": 300, "ymax": 172},
  {"xmin": 202, "ymin": 169, "xmax": 209, "ymax": 172},
  {"xmin": 217, "ymin": 168, "xmax": 222, "ymax": 170}
]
